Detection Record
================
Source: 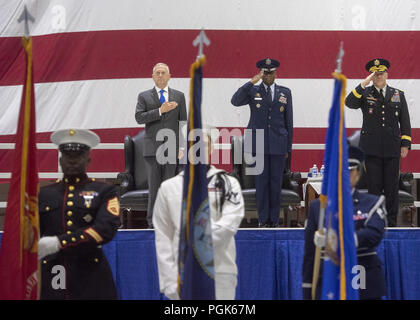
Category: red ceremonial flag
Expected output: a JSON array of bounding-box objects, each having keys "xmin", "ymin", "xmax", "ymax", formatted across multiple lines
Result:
[{"xmin": 0, "ymin": 37, "xmax": 40, "ymax": 300}]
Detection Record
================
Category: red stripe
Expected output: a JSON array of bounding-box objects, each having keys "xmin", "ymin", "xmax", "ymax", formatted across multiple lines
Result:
[
  {"xmin": 1, "ymin": 30, "xmax": 420, "ymax": 85},
  {"xmin": 0, "ymin": 128, "xmax": 143, "ymax": 143}
]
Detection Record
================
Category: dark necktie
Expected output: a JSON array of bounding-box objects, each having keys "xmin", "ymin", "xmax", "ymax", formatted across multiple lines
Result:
[
  {"xmin": 159, "ymin": 89, "xmax": 166, "ymax": 104},
  {"xmin": 379, "ymin": 88, "xmax": 384, "ymax": 102},
  {"xmin": 267, "ymin": 86, "xmax": 272, "ymax": 103}
]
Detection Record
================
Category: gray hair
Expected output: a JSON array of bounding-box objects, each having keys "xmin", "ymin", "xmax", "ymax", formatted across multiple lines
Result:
[{"xmin": 153, "ymin": 63, "xmax": 170, "ymax": 74}]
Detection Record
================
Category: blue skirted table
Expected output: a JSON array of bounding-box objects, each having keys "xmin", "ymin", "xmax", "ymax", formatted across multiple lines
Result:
[{"xmin": 1, "ymin": 229, "xmax": 420, "ymax": 299}]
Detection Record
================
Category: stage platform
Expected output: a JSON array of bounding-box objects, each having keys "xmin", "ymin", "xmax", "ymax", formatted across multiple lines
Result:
[{"xmin": 1, "ymin": 228, "xmax": 420, "ymax": 300}]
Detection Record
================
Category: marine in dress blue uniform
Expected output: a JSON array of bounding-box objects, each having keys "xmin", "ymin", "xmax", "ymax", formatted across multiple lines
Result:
[
  {"xmin": 231, "ymin": 58, "xmax": 293, "ymax": 227},
  {"xmin": 345, "ymin": 58, "xmax": 411, "ymax": 227},
  {"xmin": 302, "ymin": 145, "xmax": 387, "ymax": 300},
  {"xmin": 37, "ymin": 129, "xmax": 120, "ymax": 299}
]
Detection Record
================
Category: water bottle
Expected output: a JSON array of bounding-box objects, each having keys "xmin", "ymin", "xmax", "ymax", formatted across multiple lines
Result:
[
  {"xmin": 311, "ymin": 164, "xmax": 318, "ymax": 177},
  {"xmin": 308, "ymin": 167, "xmax": 312, "ymax": 178},
  {"xmin": 320, "ymin": 165, "xmax": 325, "ymax": 176}
]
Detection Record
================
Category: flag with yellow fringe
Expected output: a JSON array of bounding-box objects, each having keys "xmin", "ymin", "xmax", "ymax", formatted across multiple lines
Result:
[{"xmin": 0, "ymin": 37, "xmax": 40, "ymax": 300}]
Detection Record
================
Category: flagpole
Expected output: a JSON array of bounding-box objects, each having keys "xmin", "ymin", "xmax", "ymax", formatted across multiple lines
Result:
[
  {"xmin": 311, "ymin": 42, "xmax": 344, "ymax": 300},
  {"xmin": 177, "ymin": 29, "xmax": 215, "ymax": 300}
]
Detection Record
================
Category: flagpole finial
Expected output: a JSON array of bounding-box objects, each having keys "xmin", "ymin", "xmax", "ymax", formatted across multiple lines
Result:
[
  {"xmin": 334, "ymin": 41, "xmax": 345, "ymax": 74},
  {"xmin": 17, "ymin": 5, "xmax": 35, "ymax": 39},
  {"xmin": 192, "ymin": 29, "xmax": 210, "ymax": 60}
]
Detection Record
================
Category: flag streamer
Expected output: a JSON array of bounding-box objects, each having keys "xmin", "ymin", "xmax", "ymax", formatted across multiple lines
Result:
[
  {"xmin": 177, "ymin": 55, "xmax": 216, "ymax": 300},
  {"xmin": 319, "ymin": 71, "xmax": 359, "ymax": 300}
]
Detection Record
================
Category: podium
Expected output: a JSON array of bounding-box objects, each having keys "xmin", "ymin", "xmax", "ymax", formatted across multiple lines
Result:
[{"xmin": 303, "ymin": 176, "xmax": 323, "ymax": 218}]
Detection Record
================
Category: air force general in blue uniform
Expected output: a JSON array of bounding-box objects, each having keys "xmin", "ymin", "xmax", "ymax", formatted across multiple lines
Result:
[
  {"xmin": 302, "ymin": 145, "xmax": 387, "ymax": 300},
  {"xmin": 231, "ymin": 58, "xmax": 293, "ymax": 227}
]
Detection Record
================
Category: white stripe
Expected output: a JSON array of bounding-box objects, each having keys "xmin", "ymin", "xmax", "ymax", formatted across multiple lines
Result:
[
  {"xmin": 1, "ymin": 142, "xmax": 418, "ymax": 151},
  {"xmin": 0, "ymin": 142, "xmax": 323, "ymax": 150},
  {"xmin": 0, "ymin": 172, "xmax": 118, "ymax": 179},
  {"xmin": 2, "ymin": 0, "xmax": 420, "ymax": 36},
  {"xmin": 2, "ymin": 78, "xmax": 420, "ymax": 135},
  {"xmin": 0, "ymin": 143, "xmax": 125, "ymax": 149}
]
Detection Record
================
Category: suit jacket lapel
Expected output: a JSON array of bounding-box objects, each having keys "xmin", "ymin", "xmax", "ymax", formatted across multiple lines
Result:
[
  {"xmin": 151, "ymin": 88, "xmax": 160, "ymax": 104},
  {"xmin": 385, "ymin": 86, "xmax": 393, "ymax": 103},
  {"xmin": 369, "ymin": 86, "xmax": 381, "ymax": 101},
  {"xmin": 168, "ymin": 87, "xmax": 172, "ymax": 102},
  {"xmin": 273, "ymin": 84, "xmax": 280, "ymax": 104}
]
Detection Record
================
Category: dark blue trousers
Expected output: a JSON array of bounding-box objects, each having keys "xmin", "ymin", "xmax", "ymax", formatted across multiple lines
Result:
[{"xmin": 254, "ymin": 154, "xmax": 286, "ymax": 225}]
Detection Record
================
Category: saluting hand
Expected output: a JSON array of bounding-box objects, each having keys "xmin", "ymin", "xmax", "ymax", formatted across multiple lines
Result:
[
  {"xmin": 361, "ymin": 72, "xmax": 375, "ymax": 88},
  {"xmin": 250, "ymin": 70, "xmax": 264, "ymax": 85},
  {"xmin": 160, "ymin": 101, "xmax": 178, "ymax": 114}
]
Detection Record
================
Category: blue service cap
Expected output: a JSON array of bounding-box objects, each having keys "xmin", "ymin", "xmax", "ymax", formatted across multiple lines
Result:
[
  {"xmin": 348, "ymin": 145, "xmax": 364, "ymax": 170},
  {"xmin": 256, "ymin": 58, "xmax": 280, "ymax": 72}
]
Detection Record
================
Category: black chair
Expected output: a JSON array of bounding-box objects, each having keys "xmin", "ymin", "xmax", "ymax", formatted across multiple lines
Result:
[
  {"xmin": 348, "ymin": 130, "xmax": 415, "ymax": 226},
  {"xmin": 117, "ymin": 130, "xmax": 149, "ymax": 228},
  {"xmin": 230, "ymin": 135, "xmax": 302, "ymax": 227}
]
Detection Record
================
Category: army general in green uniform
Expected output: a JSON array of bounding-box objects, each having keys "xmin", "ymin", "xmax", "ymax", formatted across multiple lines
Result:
[{"xmin": 345, "ymin": 59, "xmax": 411, "ymax": 227}]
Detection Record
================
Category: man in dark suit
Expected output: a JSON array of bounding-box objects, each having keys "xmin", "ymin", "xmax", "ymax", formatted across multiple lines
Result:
[
  {"xmin": 345, "ymin": 58, "xmax": 411, "ymax": 227},
  {"xmin": 231, "ymin": 58, "xmax": 293, "ymax": 227},
  {"xmin": 38, "ymin": 129, "xmax": 120, "ymax": 299},
  {"xmin": 135, "ymin": 63, "xmax": 187, "ymax": 228},
  {"xmin": 302, "ymin": 145, "xmax": 387, "ymax": 300}
]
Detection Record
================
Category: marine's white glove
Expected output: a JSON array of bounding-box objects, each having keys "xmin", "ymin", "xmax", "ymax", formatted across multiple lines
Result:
[
  {"xmin": 164, "ymin": 283, "xmax": 180, "ymax": 300},
  {"xmin": 313, "ymin": 229, "xmax": 326, "ymax": 247},
  {"xmin": 38, "ymin": 236, "xmax": 60, "ymax": 260}
]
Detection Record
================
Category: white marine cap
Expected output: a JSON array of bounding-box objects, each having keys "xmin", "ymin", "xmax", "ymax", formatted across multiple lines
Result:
[{"xmin": 51, "ymin": 128, "xmax": 100, "ymax": 152}]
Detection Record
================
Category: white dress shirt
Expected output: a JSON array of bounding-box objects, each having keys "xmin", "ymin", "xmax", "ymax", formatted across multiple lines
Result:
[
  {"xmin": 374, "ymin": 84, "xmax": 387, "ymax": 97},
  {"xmin": 263, "ymin": 83, "xmax": 275, "ymax": 101}
]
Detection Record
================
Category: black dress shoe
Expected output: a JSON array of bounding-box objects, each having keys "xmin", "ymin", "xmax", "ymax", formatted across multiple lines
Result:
[
  {"xmin": 271, "ymin": 223, "xmax": 280, "ymax": 228},
  {"xmin": 258, "ymin": 223, "xmax": 270, "ymax": 228}
]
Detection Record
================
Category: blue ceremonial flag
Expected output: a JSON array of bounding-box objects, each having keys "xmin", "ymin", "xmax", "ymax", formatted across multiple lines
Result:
[
  {"xmin": 320, "ymin": 72, "xmax": 359, "ymax": 300},
  {"xmin": 178, "ymin": 55, "xmax": 216, "ymax": 300}
]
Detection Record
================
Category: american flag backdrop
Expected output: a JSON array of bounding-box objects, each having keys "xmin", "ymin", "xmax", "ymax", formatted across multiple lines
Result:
[{"xmin": 1, "ymin": 0, "xmax": 419, "ymax": 182}]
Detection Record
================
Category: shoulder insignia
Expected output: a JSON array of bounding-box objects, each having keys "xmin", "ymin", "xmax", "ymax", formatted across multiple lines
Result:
[
  {"xmin": 376, "ymin": 207, "xmax": 385, "ymax": 220},
  {"xmin": 364, "ymin": 195, "xmax": 386, "ymax": 226},
  {"xmin": 107, "ymin": 197, "xmax": 120, "ymax": 216},
  {"xmin": 84, "ymin": 227, "xmax": 104, "ymax": 243}
]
